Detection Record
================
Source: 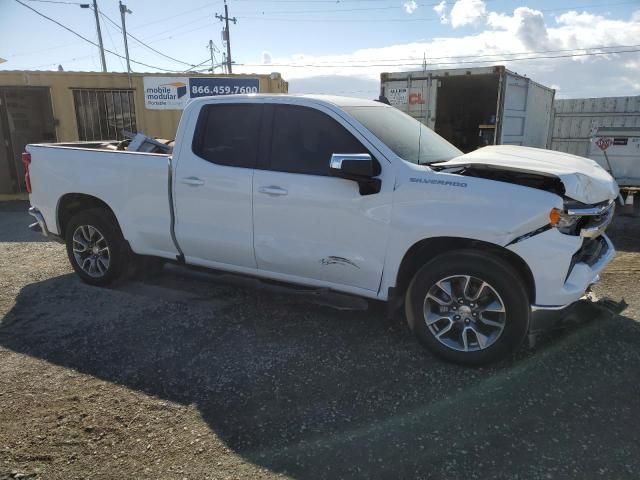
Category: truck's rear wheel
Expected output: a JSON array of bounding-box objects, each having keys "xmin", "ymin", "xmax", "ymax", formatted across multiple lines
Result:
[
  {"xmin": 65, "ymin": 208, "xmax": 127, "ymax": 286},
  {"xmin": 405, "ymin": 250, "xmax": 530, "ymax": 365}
]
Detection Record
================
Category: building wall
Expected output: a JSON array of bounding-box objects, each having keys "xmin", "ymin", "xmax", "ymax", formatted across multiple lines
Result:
[{"xmin": 0, "ymin": 70, "xmax": 288, "ymax": 141}]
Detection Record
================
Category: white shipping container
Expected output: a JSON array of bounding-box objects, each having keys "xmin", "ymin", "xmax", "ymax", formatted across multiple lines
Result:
[
  {"xmin": 549, "ymin": 96, "xmax": 640, "ymax": 157},
  {"xmin": 589, "ymin": 127, "xmax": 640, "ymax": 189},
  {"xmin": 380, "ymin": 66, "xmax": 555, "ymax": 152}
]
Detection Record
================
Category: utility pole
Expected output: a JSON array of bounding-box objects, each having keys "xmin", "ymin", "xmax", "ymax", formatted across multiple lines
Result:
[
  {"xmin": 119, "ymin": 1, "xmax": 132, "ymax": 76},
  {"xmin": 215, "ymin": 0, "xmax": 236, "ymax": 74},
  {"xmin": 81, "ymin": 1, "xmax": 107, "ymax": 71}
]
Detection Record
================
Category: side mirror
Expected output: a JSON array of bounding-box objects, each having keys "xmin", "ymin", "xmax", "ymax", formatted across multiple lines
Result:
[{"xmin": 329, "ymin": 153, "xmax": 381, "ymax": 195}]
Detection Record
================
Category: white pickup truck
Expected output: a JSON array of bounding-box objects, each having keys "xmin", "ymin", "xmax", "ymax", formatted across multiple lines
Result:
[{"xmin": 24, "ymin": 95, "xmax": 618, "ymax": 365}]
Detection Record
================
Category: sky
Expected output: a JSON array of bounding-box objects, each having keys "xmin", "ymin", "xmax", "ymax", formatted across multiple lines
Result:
[{"xmin": 0, "ymin": 0, "xmax": 639, "ymax": 99}]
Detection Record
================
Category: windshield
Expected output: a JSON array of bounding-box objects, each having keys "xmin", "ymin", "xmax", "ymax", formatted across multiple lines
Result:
[{"xmin": 344, "ymin": 105, "xmax": 462, "ymax": 165}]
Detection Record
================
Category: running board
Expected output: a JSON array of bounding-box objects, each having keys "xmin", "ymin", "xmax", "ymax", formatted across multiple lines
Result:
[{"xmin": 163, "ymin": 263, "xmax": 370, "ymax": 311}]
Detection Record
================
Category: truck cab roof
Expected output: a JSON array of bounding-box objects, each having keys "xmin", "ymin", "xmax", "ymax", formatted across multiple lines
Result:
[{"xmin": 186, "ymin": 94, "xmax": 385, "ymax": 109}]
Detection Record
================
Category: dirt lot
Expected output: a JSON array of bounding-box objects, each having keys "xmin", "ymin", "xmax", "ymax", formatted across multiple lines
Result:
[{"xmin": 1, "ymin": 201, "xmax": 639, "ymax": 479}]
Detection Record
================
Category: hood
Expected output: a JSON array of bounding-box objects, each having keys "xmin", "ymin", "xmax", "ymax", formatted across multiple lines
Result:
[{"xmin": 435, "ymin": 145, "xmax": 619, "ymax": 204}]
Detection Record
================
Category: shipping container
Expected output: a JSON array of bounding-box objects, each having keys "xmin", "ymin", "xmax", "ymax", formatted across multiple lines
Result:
[
  {"xmin": 590, "ymin": 127, "xmax": 640, "ymax": 217},
  {"xmin": 380, "ymin": 65, "xmax": 555, "ymax": 152},
  {"xmin": 590, "ymin": 126, "xmax": 640, "ymax": 189},
  {"xmin": 549, "ymin": 96, "xmax": 640, "ymax": 158}
]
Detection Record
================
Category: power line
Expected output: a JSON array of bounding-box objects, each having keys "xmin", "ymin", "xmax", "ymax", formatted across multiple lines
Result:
[
  {"xmin": 97, "ymin": 9, "xmax": 197, "ymax": 67},
  {"xmin": 22, "ymin": 0, "xmax": 83, "ymax": 4},
  {"xmin": 237, "ymin": 48, "xmax": 640, "ymax": 68},
  {"xmin": 7, "ymin": 41, "xmax": 79, "ymax": 58},
  {"xmin": 128, "ymin": 1, "xmax": 219, "ymax": 31},
  {"xmin": 30, "ymin": 53, "xmax": 95, "ymax": 69},
  {"xmin": 140, "ymin": 17, "xmax": 211, "ymax": 42},
  {"xmin": 184, "ymin": 58, "xmax": 213, "ymax": 72},
  {"xmin": 13, "ymin": 0, "xmax": 183, "ymax": 72},
  {"xmin": 233, "ymin": 1, "xmax": 450, "ymax": 15},
  {"xmin": 102, "ymin": 11, "xmax": 126, "ymax": 71},
  {"xmin": 235, "ymin": 0, "xmax": 640, "ymax": 21},
  {"xmin": 231, "ymin": 0, "xmax": 406, "ymax": 3},
  {"xmin": 268, "ymin": 44, "xmax": 640, "ymax": 65},
  {"xmin": 233, "ymin": 0, "xmax": 507, "ymax": 15}
]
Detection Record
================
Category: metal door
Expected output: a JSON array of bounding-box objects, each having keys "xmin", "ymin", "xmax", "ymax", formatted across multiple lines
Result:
[
  {"xmin": 383, "ymin": 78, "xmax": 438, "ymax": 129},
  {"xmin": 499, "ymin": 74, "xmax": 529, "ymax": 146},
  {"xmin": 0, "ymin": 87, "xmax": 56, "ymax": 194}
]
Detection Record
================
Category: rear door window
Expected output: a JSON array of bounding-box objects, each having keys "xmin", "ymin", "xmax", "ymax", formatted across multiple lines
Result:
[{"xmin": 193, "ymin": 103, "xmax": 262, "ymax": 168}]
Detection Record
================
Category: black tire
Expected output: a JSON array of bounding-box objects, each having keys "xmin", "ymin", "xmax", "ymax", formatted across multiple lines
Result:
[
  {"xmin": 64, "ymin": 208, "xmax": 128, "ymax": 286},
  {"xmin": 405, "ymin": 250, "xmax": 530, "ymax": 366}
]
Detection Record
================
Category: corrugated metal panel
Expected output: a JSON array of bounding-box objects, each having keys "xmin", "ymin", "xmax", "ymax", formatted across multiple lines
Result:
[
  {"xmin": 550, "ymin": 96, "xmax": 640, "ymax": 156},
  {"xmin": 498, "ymin": 72, "xmax": 555, "ymax": 147},
  {"xmin": 499, "ymin": 73, "xmax": 529, "ymax": 145},
  {"xmin": 522, "ymin": 78, "xmax": 555, "ymax": 147}
]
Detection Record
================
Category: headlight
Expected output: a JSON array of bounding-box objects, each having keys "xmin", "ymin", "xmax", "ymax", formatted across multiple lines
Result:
[
  {"xmin": 549, "ymin": 207, "xmax": 581, "ymax": 234},
  {"xmin": 549, "ymin": 200, "xmax": 615, "ymax": 237}
]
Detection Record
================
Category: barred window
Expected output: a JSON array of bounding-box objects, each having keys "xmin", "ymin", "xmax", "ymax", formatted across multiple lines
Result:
[{"xmin": 73, "ymin": 89, "xmax": 137, "ymax": 141}]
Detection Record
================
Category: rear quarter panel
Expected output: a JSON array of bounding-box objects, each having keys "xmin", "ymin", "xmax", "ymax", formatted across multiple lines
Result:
[{"xmin": 27, "ymin": 145, "xmax": 176, "ymax": 258}]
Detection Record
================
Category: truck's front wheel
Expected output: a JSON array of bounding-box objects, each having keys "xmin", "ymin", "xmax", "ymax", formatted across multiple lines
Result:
[
  {"xmin": 405, "ymin": 250, "xmax": 530, "ymax": 365},
  {"xmin": 65, "ymin": 208, "xmax": 127, "ymax": 286}
]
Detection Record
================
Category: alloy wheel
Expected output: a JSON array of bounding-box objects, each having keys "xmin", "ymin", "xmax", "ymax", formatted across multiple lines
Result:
[
  {"xmin": 423, "ymin": 275, "xmax": 507, "ymax": 352},
  {"xmin": 72, "ymin": 225, "xmax": 110, "ymax": 278}
]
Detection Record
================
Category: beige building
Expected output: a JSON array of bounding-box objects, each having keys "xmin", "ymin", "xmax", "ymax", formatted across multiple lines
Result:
[{"xmin": 0, "ymin": 70, "xmax": 288, "ymax": 194}]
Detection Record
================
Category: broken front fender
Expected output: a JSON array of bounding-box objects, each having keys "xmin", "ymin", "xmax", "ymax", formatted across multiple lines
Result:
[{"xmin": 508, "ymin": 228, "xmax": 615, "ymax": 306}]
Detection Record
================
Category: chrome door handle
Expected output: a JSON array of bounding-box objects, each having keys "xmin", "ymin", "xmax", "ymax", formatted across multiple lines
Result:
[
  {"xmin": 258, "ymin": 186, "xmax": 288, "ymax": 196},
  {"xmin": 180, "ymin": 176, "xmax": 205, "ymax": 186}
]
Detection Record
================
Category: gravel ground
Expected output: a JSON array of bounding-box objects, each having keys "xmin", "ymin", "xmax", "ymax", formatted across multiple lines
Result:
[{"xmin": 0, "ymin": 201, "xmax": 639, "ymax": 479}]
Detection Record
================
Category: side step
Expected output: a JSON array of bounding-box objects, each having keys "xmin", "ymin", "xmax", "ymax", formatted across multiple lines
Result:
[{"xmin": 160, "ymin": 263, "xmax": 370, "ymax": 311}]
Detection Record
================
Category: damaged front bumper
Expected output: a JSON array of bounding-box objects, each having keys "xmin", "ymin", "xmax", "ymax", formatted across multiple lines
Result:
[
  {"xmin": 508, "ymin": 227, "xmax": 616, "ymax": 307},
  {"xmin": 529, "ymin": 293, "xmax": 627, "ymax": 342},
  {"xmin": 527, "ymin": 233, "xmax": 619, "ymax": 333},
  {"xmin": 530, "ymin": 289, "xmax": 598, "ymax": 333},
  {"xmin": 507, "ymin": 215, "xmax": 618, "ymax": 335}
]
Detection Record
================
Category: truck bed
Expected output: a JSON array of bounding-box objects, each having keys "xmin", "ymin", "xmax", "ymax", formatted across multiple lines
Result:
[{"xmin": 27, "ymin": 143, "xmax": 178, "ymax": 259}]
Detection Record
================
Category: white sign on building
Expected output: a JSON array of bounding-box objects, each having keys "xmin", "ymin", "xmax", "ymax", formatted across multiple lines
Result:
[{"xmin": 143, "ymin": 77, "xmax": 189, "ymax": 110}]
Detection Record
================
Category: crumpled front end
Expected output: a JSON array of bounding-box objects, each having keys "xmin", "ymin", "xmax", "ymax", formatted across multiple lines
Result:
[
  {"xmin": 434, "ymin": 145, "xmax": 620, "ymax": 205},
  {"xmin": 506, "ymin": 200, "xmax": 616, "ymax": 329}
]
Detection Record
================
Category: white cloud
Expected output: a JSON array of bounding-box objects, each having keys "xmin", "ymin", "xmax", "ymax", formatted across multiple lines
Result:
[
  {"xmin": 433, "ymin": 1, "xmax": 449, "ymax": 24},
  {"xmin": 450, "ymin": 0, "xmax": 487, "ymax": 28},
  {"xmin": 486, "ymin": 11, "xmax": 515, "ymax": 30},
  {"xmin": 555, "ymin": 11, "xmax": 598, "ymax": 26},
  {"xmin": 262, "ymin": 51, "xmax": 272, "ymax": 64},
  {"xmin": 237, "ymin": 8, "xmax": 640, "ymax": 99},
  {"xmin": 403, "ymin": 0, "xmax": 418, "ymax": 14}
]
